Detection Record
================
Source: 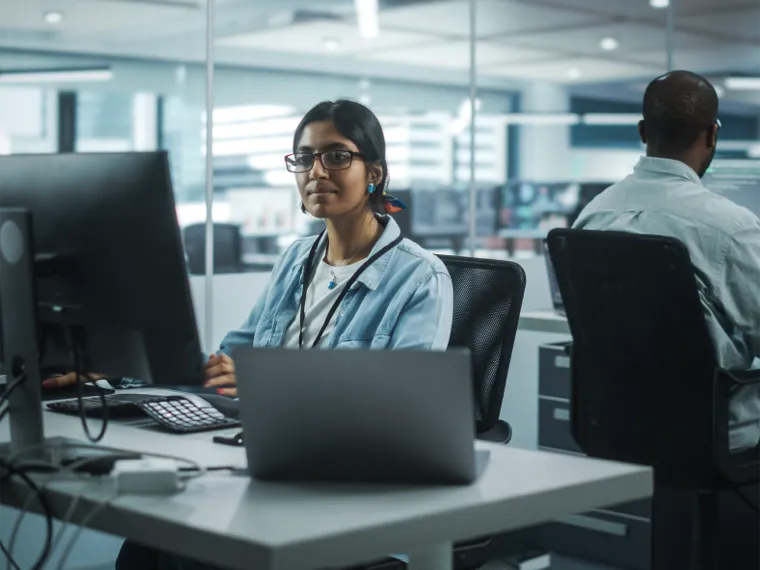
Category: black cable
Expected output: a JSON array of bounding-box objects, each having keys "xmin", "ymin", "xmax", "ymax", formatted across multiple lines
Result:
[
  {"xmin": 0, "ymin": 540, "xmax": 22, "ymax": 570},
  {"xmin": 731, "ymin": 484, "xmax": 759, "ymax": 515},
  {"xmin": 68, "ymin": 328, "xmax": 109, "ymax": 443},
  {"xmin": 0, "ymin": 372, "xmax": 27, "ymax": 423},
  {"xmin": 0, "ymin": 461, "xmax": 55, "ymax": 570}
]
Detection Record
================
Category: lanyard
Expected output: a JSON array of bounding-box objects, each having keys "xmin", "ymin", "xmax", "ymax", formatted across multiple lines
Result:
[{"xmin": 298, "ymin": 230, "xmax": 403, "ymax": 349}]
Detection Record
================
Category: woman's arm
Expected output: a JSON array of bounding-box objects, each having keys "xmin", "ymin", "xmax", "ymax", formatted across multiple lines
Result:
[{"xmin": 389, "ymin": 271, "xmax": 453, "ymax": 350}]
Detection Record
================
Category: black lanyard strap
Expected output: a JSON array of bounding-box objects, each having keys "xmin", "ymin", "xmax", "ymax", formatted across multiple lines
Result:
[{"xmin": 298, "ymin": 231, "xmax": 403, "ymax": 349}]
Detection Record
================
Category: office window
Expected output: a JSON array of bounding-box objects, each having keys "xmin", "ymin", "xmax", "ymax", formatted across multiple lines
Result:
[{"xmin": 0, "ymin": 86, "xmax": 56, "ymax": 154}]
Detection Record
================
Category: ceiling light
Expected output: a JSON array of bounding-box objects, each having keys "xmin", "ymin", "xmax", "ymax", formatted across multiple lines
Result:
[
  {"xmin": 599, "ymin": 37, "xmax": 619, "ymax": 51},
  {"xmin": 649, "ymin": 0, "xmax": 669, "ymax": 8},
  {"xmin": 567, "ymin": 68, "xmax": 581, "ymax": 80},
  {"xmin": 354, "ymin": 0, "xmax": 379, "ymax": 39},
  {"xmin": 583, "ymin": 113, "xmax": 642, "ymax": 125},
  {"xmin": 44, "ymin": 11, "xmax": 63, "ymax": 24},
  {"xmin": 501, "ymin": 113, "xmax": 580, "ymax": 126},
  {"xmin": 323, "ymin": 38, "xmax": 341, "ymax": 52},
  {"xmin": 724, "ymin": 77, "xmax": 760, "ymax": 90},
  {"xmin": 0, "ymin": 67, "xmax": 112, "ymax": 84}
]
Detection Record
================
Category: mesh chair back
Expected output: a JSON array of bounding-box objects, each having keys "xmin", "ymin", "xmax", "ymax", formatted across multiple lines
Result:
[
  {"xmin": 437, "ymin": 255, "xmax": 526, "ymax": 434},
  {"xmin": 547, "ymin": 229, "xmax": 719, "ymax": 486},
  {"xmin": 183, "ymin": 223, "xmax": 242, "ymax": 274}
]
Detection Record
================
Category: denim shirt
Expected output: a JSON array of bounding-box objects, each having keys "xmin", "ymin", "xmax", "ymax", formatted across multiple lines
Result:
[
  {"xmin": 574, "ymin": 156, "xmax": 760, "ymax": 451},
  {"xmin": 218, "ymin": 216, "xmax": 453, "ymax": 353}
]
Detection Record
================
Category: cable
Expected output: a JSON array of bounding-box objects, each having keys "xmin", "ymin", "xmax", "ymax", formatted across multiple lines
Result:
[
  {"xmin": 0, "ymin": 461, "xmax": 55, "ymax": 570},
  {"xmin": 68, "ymin": 327, "xmax": 109, "ymax": 443},
  {"xmin": 0, "ymin": 541, "xmax": 22, "ymax": 570},
  {"xmin": 55, "ymin": 493, "xmax": 120, "ymax": 570},
  {"xmin": 0, "ymin": 372, "xmax": 27, "ymax": 423},
  {"xmin": 731, "ymin": 484, "xmax": 759, "ymax": 515}
]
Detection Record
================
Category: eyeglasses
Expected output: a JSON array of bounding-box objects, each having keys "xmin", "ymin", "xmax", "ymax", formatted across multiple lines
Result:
[{"xmin": 284, "ymin": 150, "xmax": 364, "ymax": 173}]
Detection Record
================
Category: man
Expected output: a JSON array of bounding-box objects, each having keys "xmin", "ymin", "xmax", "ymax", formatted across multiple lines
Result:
[{"xmin": 573, "ymin": 70, "xmax": 760, "ymax": 452}]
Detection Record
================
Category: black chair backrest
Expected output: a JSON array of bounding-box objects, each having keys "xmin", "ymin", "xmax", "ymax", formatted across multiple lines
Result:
[
  {"xmin": 183, "ymin": 223, "xmax": 242, "ymax": 274},
  {"xmin": 437, "ymin": 255, "xmax": 526, "ymax": 434},
  {"xmin": 547, "ymin": 229, "xmax": 719, "ymax": 486}
]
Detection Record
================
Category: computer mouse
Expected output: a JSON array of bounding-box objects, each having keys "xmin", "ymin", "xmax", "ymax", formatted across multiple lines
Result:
[{"xmin": 196, "ymin": 393, "xmax": 240, "ymax": 418}]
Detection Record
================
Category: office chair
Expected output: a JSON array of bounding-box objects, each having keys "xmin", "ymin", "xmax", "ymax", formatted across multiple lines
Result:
[
  {"xmin": 183, "ymin": 223, "xmax": 243, "ymax": 274},
  {"xmin": 353, "ymin": 255, "xmax": 526, "ymax": 570},
  {"xmin": 437, "ymin": 255, "xmax": 526, "ymax": 443},
  {"xmin": 546, "ymin": 228, "xmax": 760, "ymax": 570}
]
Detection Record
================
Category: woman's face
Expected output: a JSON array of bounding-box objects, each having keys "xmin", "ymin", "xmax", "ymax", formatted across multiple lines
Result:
[{"xmin": 294, "ymin": 120, "xmax": 378, "ymax": 219}]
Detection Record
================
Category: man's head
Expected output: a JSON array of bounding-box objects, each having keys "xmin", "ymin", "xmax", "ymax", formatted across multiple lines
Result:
[{"xmin": 639, "ymin": 70, "xmax": 720, "ymax": 177}]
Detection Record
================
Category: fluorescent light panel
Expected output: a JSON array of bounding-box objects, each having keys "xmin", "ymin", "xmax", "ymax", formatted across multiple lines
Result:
[
  {"xmin": 501, "ymin": 113, "xmax": 580, "ymax": 125},
  {"xmin": 0, "ymin": 67, "xmax": 112, "ymax": 84},
  {"xmin": 354, "ymin": 0, "xmax": 379, "ymax": 39},
  {"xmin": 583, "ymin": 113, "xmax": 642, "ymax": 125},
  {"xmin": 724, "ymin": 77, "xmax": 760, "ymax": 90}
]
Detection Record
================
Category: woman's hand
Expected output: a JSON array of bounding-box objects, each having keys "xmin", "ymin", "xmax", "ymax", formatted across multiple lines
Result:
[
  {"xmin": 203, "ymin": 353, "xmax": 237, "ymax": 396},
  {"xmin": 41, "ymin": 372, "xmax": 107, "ymax": 390}
]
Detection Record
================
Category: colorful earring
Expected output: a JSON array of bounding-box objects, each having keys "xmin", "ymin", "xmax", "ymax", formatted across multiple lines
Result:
[{"xmin": 367, "ymin": 183, "xmax": 375, "ymax": 194}]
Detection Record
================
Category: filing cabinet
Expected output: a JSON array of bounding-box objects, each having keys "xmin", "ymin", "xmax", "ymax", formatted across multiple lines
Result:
[{"xmin": 534, "ymin": 342, "xmax": 652, "ymax": 570}]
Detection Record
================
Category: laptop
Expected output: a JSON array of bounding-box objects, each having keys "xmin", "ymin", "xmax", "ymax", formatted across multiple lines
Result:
[
  {"xmin": 233, "ymin": 347, "xmax": 486, "ymax": 485},
  {"xmin": 543, "ymin": 240, "xmax": 565, "ymax": 316}
]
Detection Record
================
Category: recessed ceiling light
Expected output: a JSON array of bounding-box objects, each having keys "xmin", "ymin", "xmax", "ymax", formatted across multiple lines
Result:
[
  {"xmin": 44, "ymin": 11, "xmax": 64, "ymax": 24},
  {"xmin": 599, "ymin": 37, "xmax": 619, "ymax": 51},
  {"xmin": 323, "ymin": 38, "xmax": 341, "ymax": 52},
  {"xmin": 567, "ymin": 68, "xmax": 581, "ymax": 80},
  {"xmin": 649, "ymin": 0, "xmax": 669, "ymax": 8}
]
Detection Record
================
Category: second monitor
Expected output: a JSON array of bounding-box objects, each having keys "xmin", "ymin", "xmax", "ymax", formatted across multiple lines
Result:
[{"xmin": 0, "ymin": 151, "xmax": 205, "ymax": 452}]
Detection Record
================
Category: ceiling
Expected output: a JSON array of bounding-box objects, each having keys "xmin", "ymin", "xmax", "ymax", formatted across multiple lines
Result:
[{"xmin": 0, "ymin": 0, "xmax": 758, "ymax": 102}]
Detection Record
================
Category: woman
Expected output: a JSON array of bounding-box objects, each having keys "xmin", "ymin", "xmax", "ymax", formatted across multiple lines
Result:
[
  {"xmin": 202, "ymin": 99, "xmax": 453, "ymax": 396},
  {"xmin": 114, "ymin": 100, "xmax": 452, "ymax": 569},
  {"xmin": 45, "ymin": 99, "xmax": 453, "ymax": 397}
]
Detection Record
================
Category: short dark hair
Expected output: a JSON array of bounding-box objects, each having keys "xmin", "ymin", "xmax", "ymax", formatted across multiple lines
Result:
[
  {"xmin": 294, "ymin": 99, "xmax": 388, "ymax": 215},
  {"xmin": 642, "ymin": 70, "xmax": 719, "ymax": 154}
]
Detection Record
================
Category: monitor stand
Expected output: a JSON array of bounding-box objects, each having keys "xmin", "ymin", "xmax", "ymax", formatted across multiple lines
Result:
[{"xmin": 0, "ymin": 210, "xmax": 123, "ymax": 467}]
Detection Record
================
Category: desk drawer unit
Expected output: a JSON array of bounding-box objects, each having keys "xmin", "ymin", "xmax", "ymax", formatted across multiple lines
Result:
[{"xmin": 536, "ymin": 342, "xmax": 652, "ymax": 570}]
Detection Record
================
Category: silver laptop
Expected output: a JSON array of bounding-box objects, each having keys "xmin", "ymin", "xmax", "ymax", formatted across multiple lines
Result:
[{"xmin": 233, "ymin": 347, "xmax": 485, "ymax": 485}]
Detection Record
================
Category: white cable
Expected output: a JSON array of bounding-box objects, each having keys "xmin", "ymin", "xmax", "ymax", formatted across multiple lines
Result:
[{"xmin": 55, "ymin": 493, "xmax": 120, "ymax": 570}]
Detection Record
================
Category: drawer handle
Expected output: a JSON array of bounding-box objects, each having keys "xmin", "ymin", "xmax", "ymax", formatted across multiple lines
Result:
[
  {"xmin": 552, "ymin": 407, "xmax": 570, "ymax": 422},
  {"xmin": 554, "ymin": 355, "xmax": 570, "ymax": 369},
  {"xmin": 555, "ymin": 514, "xmax": 629, "ymax": 537}
]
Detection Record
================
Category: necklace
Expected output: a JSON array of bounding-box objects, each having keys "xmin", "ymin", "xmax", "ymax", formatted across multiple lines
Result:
[{"xmin": 325, "ymin": 242, "xmax": 364, "ymax": 290}]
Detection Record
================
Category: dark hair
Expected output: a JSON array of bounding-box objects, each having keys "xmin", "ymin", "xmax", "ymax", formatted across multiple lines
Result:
[
  {"xmin": 294, "ymin": 99, "xmax": 388, "ymax": 214},
  {"xmin": 642, "ymin": 70, "xmax": 719, "ymax": 155}
]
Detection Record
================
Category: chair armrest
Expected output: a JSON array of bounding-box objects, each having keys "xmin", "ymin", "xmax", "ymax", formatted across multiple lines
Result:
[
  {"xmin": 724, "ymin": 369, "xmax": 760, "ymax": 386},
  {"xmin": 476, "ymin": 420, "xmax": 512, "ymax": 445}
]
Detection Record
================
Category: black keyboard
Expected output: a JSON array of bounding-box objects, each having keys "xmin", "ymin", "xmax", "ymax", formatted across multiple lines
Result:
[{"xmin": 48, "ymin": 394, "xmax": 241, "ymax": 434}]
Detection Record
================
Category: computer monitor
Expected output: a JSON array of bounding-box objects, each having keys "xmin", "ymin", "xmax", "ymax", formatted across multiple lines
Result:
[
  {"xmin": 0, "ymin": 151, "xmax": 204, "ymax": 454},
  {"xmin": 703, "ymin": 159, "xmax": 760, "ymax": 217},
  {"xmin": 499, "ymin": 182, "xmax": 581, "ymax": 231}
]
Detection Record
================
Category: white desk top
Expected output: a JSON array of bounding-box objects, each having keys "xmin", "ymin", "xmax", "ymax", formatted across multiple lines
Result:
[
  {"xmin": 1, "ymin": 410, "xmax": 651, "ymax": 570},
  {"xmin": 518, "ymin": 310, "xmax": 571, "ymax": 335}
]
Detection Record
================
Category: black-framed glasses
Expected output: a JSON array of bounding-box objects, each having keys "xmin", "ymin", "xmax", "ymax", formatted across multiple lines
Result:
[{"xmin": 284, "ymin": 150, "xmax": 364, "ymax": 173}]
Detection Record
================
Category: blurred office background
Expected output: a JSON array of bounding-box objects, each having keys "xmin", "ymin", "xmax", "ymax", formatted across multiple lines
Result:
[{"xmin": 0, "ymin": 2, "xmax": 758, "ymax": 567}]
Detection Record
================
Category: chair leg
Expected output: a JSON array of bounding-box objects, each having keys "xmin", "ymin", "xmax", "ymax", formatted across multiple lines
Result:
[{"xmin": 689, "ymin": 490, "xmax": 719, "ymax": 570}]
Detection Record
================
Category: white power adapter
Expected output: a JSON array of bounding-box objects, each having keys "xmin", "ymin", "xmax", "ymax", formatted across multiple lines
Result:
[{"xmin": 111, "ymin": 458, "xmax": 182, "ymax": 494}]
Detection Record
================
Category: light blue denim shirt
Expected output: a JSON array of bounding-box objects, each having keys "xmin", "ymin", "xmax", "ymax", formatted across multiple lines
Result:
[
  {"xmin": 574, "ymin": 156, "xmax": 760, "ymax": 451},
  {"xmin": 218, "ymin": 216, "xmax": 453, "ymax": 353}
]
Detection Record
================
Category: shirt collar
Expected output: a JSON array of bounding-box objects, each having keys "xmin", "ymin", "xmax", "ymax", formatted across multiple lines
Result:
[
  {"xmin": 634, "ymin": 156, "xmax": 703, "ymax": 185},
  {"xmin": 291, "ymin": 215, "xmax": 401, "ymax": 291}
]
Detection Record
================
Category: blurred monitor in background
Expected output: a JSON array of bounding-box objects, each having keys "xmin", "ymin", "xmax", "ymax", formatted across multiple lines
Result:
[
  {"xmin": 703, "ymin": 159, "xmax": 760, "ymax": 218},
  {"xmin": 499, "ymin": 182, "xmax": 580, "ymax": 230},
  {"xmin": 567, "ymin": 183, "xmax": 611, "ymax": 227}
]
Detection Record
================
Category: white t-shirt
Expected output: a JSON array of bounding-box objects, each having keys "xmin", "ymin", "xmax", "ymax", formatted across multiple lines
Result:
[{"xmin": 282, "ymin": 257, "xmax": 362, "ymax": 349}]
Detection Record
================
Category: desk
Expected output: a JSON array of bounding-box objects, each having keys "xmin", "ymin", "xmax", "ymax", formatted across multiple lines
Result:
[
  {"xmin": 1, "ymin": 411, "xmax": 651, "ymax": 570},
  {"xmin": 518, "ymin": 310, "xmax": 570, "ymax": 335}
]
